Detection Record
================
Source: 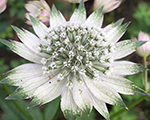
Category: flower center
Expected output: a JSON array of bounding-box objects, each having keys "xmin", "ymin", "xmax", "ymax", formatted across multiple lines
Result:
[{"xmin": 39, "ymin": 23, "xmax": 115, "ymax": 83}]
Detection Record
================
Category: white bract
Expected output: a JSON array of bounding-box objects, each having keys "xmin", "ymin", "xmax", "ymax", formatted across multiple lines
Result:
[{"xmin": 0, "ymin": 1, "xmax": 147, "ymax": 120}]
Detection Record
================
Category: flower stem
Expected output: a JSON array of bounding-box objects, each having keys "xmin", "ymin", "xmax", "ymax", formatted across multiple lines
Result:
[
  {"xmin": 110, "ymin": 96, "xmax": 148, "ymax": 119},
  {"xmin": 144, "ymin": 57, "xmax": 148, "ymax": 92},
  {"xmin": 72, "ymin": 3, "xmax": 76, "ymax": 13},
  {"xmin": 2, "ymin": 84, "xmax": 33, "ymax": 120}
]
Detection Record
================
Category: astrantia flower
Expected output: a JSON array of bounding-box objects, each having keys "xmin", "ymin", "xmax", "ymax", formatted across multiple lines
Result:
[
  {"xmin": 0, "ymin": 0, "xmax": 7, "ymax": 13},
  {"xmin": 0, "ymin": 1, "xmax": 147, "ymax": 120},
  {"xmin": 25, "ymin": 0, "xmax": 51, "ymax": 25},
  {"xmin": 93, "ymin": 0, "xmax": 121, "ymax": 13},
  {"xmin": 64, "ymin": 0, "xmax": 88, "ymax": 3},
  {"xmin": 132, "ymin": 31, "xmax": 150, "ymax": 58}
]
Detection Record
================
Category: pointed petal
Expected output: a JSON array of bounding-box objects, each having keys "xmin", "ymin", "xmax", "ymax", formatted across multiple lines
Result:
[
  {"xmin": 0, "ymin": 39, "xmax": 42, "ymax": 63},
  {"xmin": 12, "ymin": 26, "xmax": 48, "ymax": 57},
  {"xmin": 1, "ymin": 63, "xmax": 43, "ymax": 86},
  {"xmin": 73, "ymin": 79, "xmax": 93, "ymax": 114},
  {"xmin": 61, "ymin": 87, "xmax": 82, "ymax": 120},
  {"xmin": 6, "ymin": 74, "xmax": 50, "ymax": 99},
  {"xmin": 50, "ymin": 5, "xmax": 66, "ymax": 28},
  {"xmin": 112, "ymin": 40, "xmax": 146, "ymax": 60},
  {"xmin": 104, "ymin": 22, "xmax": 130, "ymax": 45},
  {"xmin": 6, "ymin": 87, "xmax": 29, "ymax": 99},
  {"xmin": 29, "ymin": 74, "xmax": 66, "ymax": 107},
  {"xmin": 107, "ymin": 61, "xmax": 146, "ymax": 76},
  {"xmin": 12, "ymin": 26, "xmax": 39, "ymax": 47},
  {"xmin": 103, "ymin": 19, "xmax": 124, "ymax": 33},
  {"xmin": 98, "ymin": 73, "xmax": 148, "ymax": 95},
  {"xmin": 83, "ymin": 75, "xmax": 126, "ymax": 107},
  {"xmin": 85, "ymin": 7, "xmax": 103, "ymax": 27},
  {"xmin": 30, "ymin": 16, "xmax": 48, "ymax": 39},
  {"xmin": 70, "ymin": 1, "xmax": 86, "ymax": 23},
  {"xmin": 93, "ymin": 97, "xmax": 110, "ymax": 120}
]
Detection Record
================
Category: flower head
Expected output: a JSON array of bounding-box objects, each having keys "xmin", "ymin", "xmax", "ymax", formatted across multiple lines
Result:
[
  {"xmin": 64, "ymin": 0, "xmax": 88, "ymax": 3},
  {"xmin": 0, "ymin": 1, "xmax": 147, "ymax": 120},
  {"xmin": 132, "ymin": 31, "xmax": 150, "ymax": 58},
  {"xmin": 0, "ymin": 0, "xmax": 7, "ymax": 13},
  {"xmin": 25, "ymin": 0, "xmax": 51, "ymax": 25},
  {"xmin": 93, "ymin": 0, "xmax": 121, "ymax": 13}
]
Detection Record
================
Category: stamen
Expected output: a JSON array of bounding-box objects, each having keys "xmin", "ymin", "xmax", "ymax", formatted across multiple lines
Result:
[
  {"xmin": 41, "ymin": 58, "xmax": 47, "ymax": 64},
  {"xmin": 39, "ymin": 23, "xmax": 112, "ymax": 84}
]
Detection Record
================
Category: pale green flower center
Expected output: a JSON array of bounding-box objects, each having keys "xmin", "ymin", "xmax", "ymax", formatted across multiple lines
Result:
[{"xmin": 38, "ymin": 23, "xmax": 115, "ymax": 87}]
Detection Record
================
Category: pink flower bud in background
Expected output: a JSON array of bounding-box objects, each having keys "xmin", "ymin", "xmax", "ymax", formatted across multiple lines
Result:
[
  {"xmin": 0, "ymin": 0, "xmax": 7, "ymax": 13},
  {"xmin": 25, "ymin": 0, "xmax": 51, "ymax": 25},
  {"xmin": 93, "ymin": 0, "xmax": 121, "ymax": 13},
  {"xmin": 64, "ymin": 0, "xmax": 88, "ymax": 3},
  {"xmin": 133, "ymin": 31, "xmax": 150, "ymax": 58}
]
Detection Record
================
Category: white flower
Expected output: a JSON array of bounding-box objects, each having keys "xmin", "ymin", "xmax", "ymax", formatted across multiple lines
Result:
[
  {"xmin": 132, "ymin": 31, "xmax": 150, "ymax": 58},
  {"xmin": 93, "ymin": 0, "xmax": 121, "ymax": 13},
  {"xmin": 25, "ymin": 0, "xmax": 51, "ymax": 25},
  {"xmin": 0, "ymin": 0, "xmax": 7, "ymax": 13},
  {"xmin": 0, "ymin": 1, "xmax": 147, "ymax": 120}
]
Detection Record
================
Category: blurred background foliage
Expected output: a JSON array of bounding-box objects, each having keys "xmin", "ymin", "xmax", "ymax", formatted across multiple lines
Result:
[{"xmin": 0, "ymin": 0, "xmax": 150, "ymax": 120}]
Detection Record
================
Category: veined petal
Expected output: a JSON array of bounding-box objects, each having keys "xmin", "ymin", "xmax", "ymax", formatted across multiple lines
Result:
[
  {"xmin": 69, "ymin": 1, "xmax": 86, "ymax": 23},
  {"xmin": 85, "ymin": 7, "xmax": 103, "ymax": 27},
  {"xmin": 103, "ymin": 18, "xmax": 124, "ymax": 33},
  {"xmin": 93, "ymin": 97, "xmax": 110, "ymax": 120},
  {"xmin": 29, "ymin": 74, "xmax": 66, "ymax": 107},
  {"xmin": 30, "ymin": 16, "xmax": 48, "ymax": 39},
  {"xmin": 1, "ymin": 63, "xmax": 43, "ymax": 86},
  {"xmin": 0, "ymin": 39, "xmax": 42, "ymax": 63},
  {"xmin": 105, "ymin": 22, "xmax": 129, "ymax": 45},
  {"xmin": 5, "ymin": 68, "xmax": 60, "ymax": 99},
  {"xmin": 73, "ymin": 79, "xmax": 93, "ymax": 114},
  {"xmin": 6, "ymin": 74, "xmax": 50, "ymax": 99},
  {"xmin": 111, "ymin": 40, "xmax": 146, "ymax": 60},
  {"xmin": 61, "ymin": 87, "xmax": 82, "ymax": 120},
  {"xmin": 98, "ymin": 73, "xmax": 148, "ymax": 95},
  {"xmin": 50, "ymin": 5, "xmax": 66, "ymax": 28},
  {"xmin": 83, "ymin": 75, "xmax": 126, "ymax": 108},
  {"xmin": 12, "ymin": 26, "xmax": 49, "ymax": 57},
  {"xmin": 107, "ymin": 61, "xmax": 145, "ymax": 76}
]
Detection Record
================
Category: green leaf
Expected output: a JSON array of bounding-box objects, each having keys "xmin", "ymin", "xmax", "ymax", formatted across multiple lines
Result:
[
  {"xmin": 110, "ymin": 106, "xmax": 137, "ymax": 120},
  {"xmin": 0, "ymin": 85, "xmax": 42, "ymax": 120},
  {"xmin": 0, "ymin": 58, "xmax": 9, "ymax": 74},
  {"xmin": 44, "ymin": 97, "xmax": 60, "ymax": 120}
]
